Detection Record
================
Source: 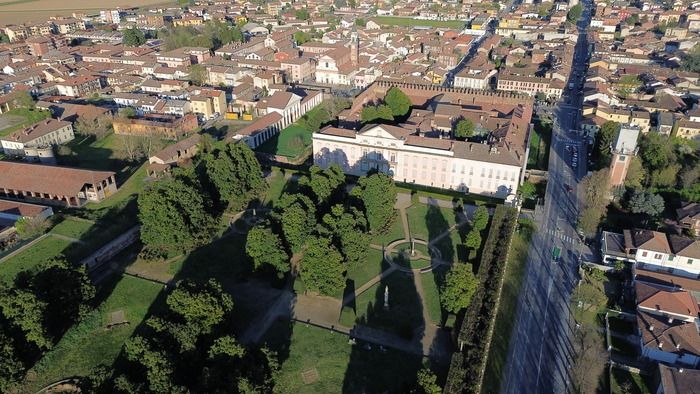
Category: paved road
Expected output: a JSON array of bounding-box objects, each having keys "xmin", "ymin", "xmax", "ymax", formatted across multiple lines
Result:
[{"xmin": 501, "ymin": 2, "xmax": 594, "ymax": 393}]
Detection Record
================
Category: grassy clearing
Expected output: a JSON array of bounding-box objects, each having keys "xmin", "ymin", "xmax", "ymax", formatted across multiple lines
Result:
[
  {"xmin": 374, "ymin": 212, "xmax": 407, "ymax": 246},
  {"xmin": 422, "ymin": 267, "xmax": 447, "ymax": 326},
  {"xmin": 23, "ymin": 275, "xmax": 163, "ymax": 393},
  {"xmin": 346, "ymin": 248, "xmax": 388, "ymax": 289},
  {"xmin": 256, "ymin": 125, "xmax": 312, "ymax": 158},
  {"xmin": 86, "ymin": 164, "xmax": 147, "ymax": 212},
  {"xmin": 481, "ymin": 220, "xmax": 532, "ymax": 394},
  {"xmin": 0, "ymin": 108, "xmax": 50, "ymax": 137},
  {"xmin": 263, "ymin": 168, "xmax": 299, "ymax": 206},
  {"xmin": 373, "ymin": 16, "xmax": 465, "ymax": 29},
  {"xmin": 262, "ymin": 321, "xmax": 424, "ymax": 394},
  {"xmin": 50, "ymin": 217, "xmax": 93, "ymax": 239},
  {"xmin": 0, "ymin": 236, "xmax": 73, "ymax": 284}
]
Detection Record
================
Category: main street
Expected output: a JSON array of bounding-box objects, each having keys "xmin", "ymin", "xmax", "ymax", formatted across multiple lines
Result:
[{"xmin": 501, "ymin": 2, "xmax": 594, "ymax": 393}]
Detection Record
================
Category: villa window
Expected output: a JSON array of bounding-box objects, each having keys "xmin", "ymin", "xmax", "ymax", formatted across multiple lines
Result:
[
  {"xmin": 654, "ymin": 254, "xmax": 662, "ymax": 260},
  {"xmin": 688, "ymin": 259, "xmax": 694, "ymax": 265},
  {"xmin": 641, "ymin": 251, "xmax": 648, "ymax": 257}
]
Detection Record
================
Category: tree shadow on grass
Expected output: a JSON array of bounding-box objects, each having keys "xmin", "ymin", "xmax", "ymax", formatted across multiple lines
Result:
[{"xmin": 342, "ymin": 270, "xmax": 425, "ymax": 393}]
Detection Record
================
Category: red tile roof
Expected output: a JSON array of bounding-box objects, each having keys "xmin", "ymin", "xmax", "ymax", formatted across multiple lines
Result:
[{"xmin": 0, "ymin": 161, "xmax": 114, "ymax": 197}]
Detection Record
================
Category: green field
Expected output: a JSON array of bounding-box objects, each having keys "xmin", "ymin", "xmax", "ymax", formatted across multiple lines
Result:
[
  {"xmin": 421, "ymin": 267, "xmax": 447, "ymax": 326},
  {"xmin": 405, "ymin": 203, "xmax": 465, "ymax": 262},
  {"xmin": 57, "ymin": 133, "xmax": 145, "ymax": 184},
  {"xmin": 0, "ymin": 108, "xmax": 50, "ymax": 137},
  {"xmin": 50, "ymin": 217, "xmax": 94, "ymax": 240},
  {"xmin": 482, "ymin": 221, "xmax": 533, "ymax": 394},
  {"xmin": 263, "ymin": 321, "xmax": 424, "ymax": 394},
  {"xmin": 346, "ymin": 248, "xmax": 389, "ymax": 290},
  {"xmin": 24, "ymin": 275, "xmax": 163, "ymax": 393},
  {"xmin": 373, "ymin": 212, "xmax": 406, "ymax": 246},
  {"xmin": 527, "ymin": 119, "xmax": 552, "ymax": 170},
  {"xmin": 0, "ymin": 236, "xmax": 72, "ymax": 284},
  {"xmin": 373, "ymin": 16, "xmax": 466, "ymax": 29},
  {"xmin": 256, "ymin": 125, "xmax": 312, "ymax": 158},
  {"xmin": 263, "ymin": 167, "xmax": 299, "ymax": 206}
]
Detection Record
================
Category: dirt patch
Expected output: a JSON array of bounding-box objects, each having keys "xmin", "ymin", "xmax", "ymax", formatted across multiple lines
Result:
[
  {"xmin": 0, "ymin": 115, "xmax": 23, "ymax": 132},
  {"xmin": 0, "ymin": 0, "xmax": 170, "ymax": 25}
]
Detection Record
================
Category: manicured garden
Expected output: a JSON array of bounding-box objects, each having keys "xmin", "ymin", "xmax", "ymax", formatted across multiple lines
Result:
[
  {"xmin": 346, "ymin": 248, "xmax": 388, "ymax": 290},
  {"xmin": 23, "ymin": 275, "xmax": 163, "ymax": 393},
  {"xmin": 256, "ymin": 125, "xmax": 313, "ymax": 158},
  {"xmin": 527, "ymin": 118, "xmax": 552, "ymax": 171},
  {"xmin": 263, "ymin": 321, "xmax": 425, "ymax": 394}
]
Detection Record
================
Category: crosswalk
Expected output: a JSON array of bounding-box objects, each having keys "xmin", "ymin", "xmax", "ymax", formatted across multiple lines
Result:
[{"xmin": 544, "ymin": 228, "xmax": 575, "ymax": 244}]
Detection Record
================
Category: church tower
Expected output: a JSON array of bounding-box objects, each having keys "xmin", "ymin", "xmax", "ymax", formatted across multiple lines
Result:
[{"xmin": 350, "ymin": 28, "xmax": 359, "ymax": 67}]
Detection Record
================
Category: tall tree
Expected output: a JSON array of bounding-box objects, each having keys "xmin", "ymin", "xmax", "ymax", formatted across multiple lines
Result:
[
  {"xmin": 299, "ymin": 237, "xmax": 345, "ymax": 296},
  {"xmin": 472, "ymin": 206, "xmax": 489, "ymax": 231},
  {"xmin": 299, "ymin": 164, "xmax": 346, "ymax": 205},
  {"xmin": 202, "ymin": 142, "xmax": 267, "ymax": 211},
  {"xmin": 138, "ymin": 173, "xmax": 216, "ymax": 256},
  {"xmin": 454, "ymin": 119, "xmax": 474, "ymax": 139},
  {"xmin": 320, "ymin": 205, "xmax": 370, "ymax": 265},
  {"xmin": 351, "ymin": 172, "xmax": 397, "ymax": 234},
  {"xmin": 465, "ymin": 230, "xmax": 482, "ymax": 251},
  {"xmin": 594, "ymin": 121, "xmax": 618, "ymax": 168},
  {"xmin": 0, "ymin": 333, "xmax": 24, "ymax": 393},
  {"xmin": 188, "ymin": 64, "xmax": 208, "ymax": 86},
  {"xmin": 276, "ymin": 193, "xmax": 317, "ymax": 252},
  {"xmin": 122, "ymin": 27, "xmax": 146, "ymax": 46},
  {"xmin": 628, "ymin": 191, "xmax": 665, "ymax": 217},
  {"xmin": 440, "ymin": 263, "xmax": 478, "ymax": 314},
  {"xmin": 384, "ymin": 87, "xmax": 412, "ymax": 118},
  {"xmin": 246, "ymin": 225, "xmax": 290, "ymax": 276},
  {"xmin": 567, "ymin": 3, "xmax": 583, "ymax": 22}
]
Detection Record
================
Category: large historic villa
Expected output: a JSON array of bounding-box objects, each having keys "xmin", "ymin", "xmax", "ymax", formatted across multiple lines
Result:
[{"xmin": 311, "ymin": 80, "xmax": 534, "ymax": 199}]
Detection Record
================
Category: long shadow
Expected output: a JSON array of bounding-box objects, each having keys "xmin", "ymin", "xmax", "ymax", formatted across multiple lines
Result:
[{"xmin": 341, "ymin": 269, "xmax": 425, "ymax": 393}]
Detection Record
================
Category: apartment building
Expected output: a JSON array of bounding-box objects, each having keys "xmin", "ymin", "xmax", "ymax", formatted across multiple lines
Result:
[
  {"xmin": 56, "ymin": 75, "xmax": 102, "ymax": 97},
  {"xmin": 190, "ymin": 89, "xmax": 226, "ymax": 119},
  {"xmin": 281, "ymin": 57, "xmax": 316, "ymax": 83},
  {"xmin": 0, "ymin": 119, "xmax": 74, "ymax": 160},
  {"xmin": 156, "ymin": 47, "xmax": 211, "ymax": 68}
]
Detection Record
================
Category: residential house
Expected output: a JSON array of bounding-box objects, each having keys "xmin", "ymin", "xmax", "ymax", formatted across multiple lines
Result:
[
  {"xmin": 147, "ymin": 134, "xmax": 200, "ymax": 177},
  {"xmin": 677, "ymin": 202, "xmax": 700, "ymax": 237},
  {"xmin": 56, "ymin": 75, "xmax": 101, "ymax": 97},
  {"xmin": 112, "ymin": 113, "xmax": 198, "ymax": 140},
  {"xmin": 0, "ymin": 119, "xmax": 74, "ymax": 162}
]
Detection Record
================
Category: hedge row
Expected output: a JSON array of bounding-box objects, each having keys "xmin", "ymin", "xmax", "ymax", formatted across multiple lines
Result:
[{"xmin": 444, "ymin": 205, "xmax": 519, "ymax": 394}]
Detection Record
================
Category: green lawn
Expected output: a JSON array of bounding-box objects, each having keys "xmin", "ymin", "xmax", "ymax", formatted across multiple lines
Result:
[
  {"xmin": 264, "ymin": 168, "xmax": 299, "ymax": 206},
  {"xmin": 346, "ymin": 248, "xmax": 388, "ymax": 289},
  {"xmin": 170, "ymin": 231, "xmax": 252, "ymax": 286},
  {"xmin": 340, "ymin": 271, "xmax": 423, "ymax": 340},
  {"xmin": 610, "ymin": 368, "xmax": 654, "ymax": 394},
  {"xmin": 50, "ymin": 217, "xmax": 94, "ymax": 239},
  {"xmin": 85, "ymin": 164, "xmax": 147, "ymax": 212},
  {"xmin": 0, "ymin": 108, "xmax": 50, "ymax": 137},
  {"xmin": 256, "ymin": 125, "xmax": 312, "ymax": 158},
  {"xmin": 24, "ymin": 275, "xmax": 163, "ymax": 393},
  {"xmin": 373, "ymin": 212, "xmax": 407, "ymax": 246},
  {"xmin": 0, "ymin": 236, "xmax": 73, "ymax": 284},
  {"xmin": 395, "ymin": 184, "xmax": 502, "ymax": 207},
  {"xmin": 421, "ymin": 267, "xmax": 447, "ymax": 326},
  {"xmin": 262, "ymin": 321, "xmax": 424, "ymax": 394},
  {"xmin": 373, "ymin": 16, "xmax": 465, "ymax": 29},
  {"xmin": 481, "ymin": 222, "xmax": 532, "ymax": 394},
  {"xmin": 527, "ymin": 119, "xmax": 551, "ymax": 170},
  {"xmin": 405, "ymin": 203, "xmax": 466, "ymax": 262}
]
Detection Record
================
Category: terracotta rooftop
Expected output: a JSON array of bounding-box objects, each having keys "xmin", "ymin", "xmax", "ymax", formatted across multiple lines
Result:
[
  {"xmin": 637, "ymin": 311, "xmax": 700, "ymax": 356},
  {"xmin": 0, "ymin": 161, "xmax": 114, "ymax": 197},
  {"xmin": 636, "ymin": 281, "xmax": 700, "ymax": 318},
  {"xmin": 0, "ymin": 199, "xmax": 50, "ymax": 218}
]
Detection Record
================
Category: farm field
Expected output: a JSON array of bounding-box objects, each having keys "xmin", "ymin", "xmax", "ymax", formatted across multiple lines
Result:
[{"xmin": 0, "ymin": 0, "xmax": 170, "ymax": 25}]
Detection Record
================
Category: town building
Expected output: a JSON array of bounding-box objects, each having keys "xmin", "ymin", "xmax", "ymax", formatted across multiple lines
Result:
[
  {"xmin": 56, "ymin": 75, "xmax": 102, "ymax": 98},
  {"xmin": 312, "ymin": 81, "xmax": 533, "ymax": 198},
  {"xmin": 0, "ymin": 161, "xmax": 117, "ymax": 207},
  {"xmin": 609, "ymin": 124, "xmax": 639, "ymax": 189},
  {"xmin": 0, "ymin": 119, "xmax": 74, "ymax": 162},
  {"xmin": 190, "ymin": 89, "xmax": 226, "ymax": 119},
  {"xmin": 147, "ymin": 134, "xmax": 200, "ymax": 177},
  {"xmin": 112, "ymin": 113, "xmax": 198, "ymax": 140}
]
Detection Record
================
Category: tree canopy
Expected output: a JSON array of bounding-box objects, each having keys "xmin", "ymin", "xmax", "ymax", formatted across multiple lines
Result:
[
  {"xmin": 276, "ymin": 193, "xmax": 317, "ymax": 252},
  {"xmin": 628, "ymin": 191, "xmax": 665, "ymax": 217},
  {"xmin": 298, "ymin": 164, "xmax": 346, "ymax": 206},
  {"xmin": 454, "ymin": 119, "xmax": 475, "ymax": 139},
  {"xmin": 682, "ymin": 45, "xmax": 700, "ymax": 73},
  {"xmin": 122, "ymin": 27, "xmax": 146, "ymax": 46},
  {"xmin": 440, "ymin": 263, "xmax": 478, "ymax": 314},
  {"xmin": 350, "ymin": 172, "xmax": 397, "ymax": 234},
  {"xmin": 202, "ymin": 142, "xmax": 267, "ymax": 211},
  {"xmin": 299, "ymin": 237, "xmax": 346, "ymax": 296},
  {"xmin": 593, "ymin": 121, "xmax": 618, "ymax": 169},
  {"xmin": 361, "ymin": 104, "xmax": 394, "ymax": 124},
  {"xmin": 384, "ymin": 87, "xmax": 412, "ymax": 118},
  {"xmin": 567, "ymin": 3, "xmax": 583, "ymax": 22},
  {"xmin": 246, "ymin": 225, "xmax": 289, "ymax": 276},
  {"xmin": 320, "ymin": 204, "xmax": 370, "ymax": 265},
  {"xmin": 472, "ymin": 206, "xmax": 489, "ymax": 232},
  {"xmin": 188, "ymin": 64, "xmax": 207, "ymax": 86}
]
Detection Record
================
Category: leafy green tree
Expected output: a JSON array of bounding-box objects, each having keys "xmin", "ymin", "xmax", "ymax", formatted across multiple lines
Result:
[
  {"xmin": 519, "ymin": 180, "xmax": 536, "ymax": 200},
  {"xmin": 417, "ymin": 367, "xmax": 442, "ymax": 394},
  {"xmin": 276, "ymin": 193, "xmax": 317, "ymax": 252},
  {"xmin": 351, "ymin": 172, "xmax": 397, "ymax": 233},
  {"xmin": 295, "ymin": 8, "xmax": 310, "ymax": 20},
  {"xmin": 440, "ymin": 263, "xmax": 478, "ymax": 314},
  {"xmin": 454, "ymin": 119, "xmax": 475, "ymax": 139},
  {"xmin": 166, "ymin": 279, "xmax": 233, "ymax": 332},
  {"xmin": 355, "ymin": 18, "xmax": 367, "ymax": 27},
  {"xmin": 465, "ymin": 230, "xmax": 482, "ymax": 250},
  {"xmin": 138, "ymin": 174, "xmax": 216, "ymax": 256},
  {"xmin": 299, "ymin": 164, "xmax": 346, "ymax": 205},
  {"xmin": 639, "ymin": 133, "xmax": 674, "ymax": 172},
  {"xmin": 188, "ymin": 64, "xmax": 207, "ymax": 86},
  {"xmin": 294, "ymin": 31, "xmax": 311, "ymax": 45},
  {"xmin": 122, "ymin": 27, "xmax": 146, "ymax": 46},
  {"xmin": 629, "ymin": 191, "xmax": 665, "ymax": 217},
  {"xmin": 624, "ymin": 156, "xmax": 646, "ymax": 189},
  {"xmin": 202, "ymin": 142, "xmax": 267, "ymax": 211},
  {"xmin": 0, "ymin": 288, "xmax": 51, "ymax": 350},
  {"xmin": 0, "ymin": 332, "xmax": 25, "ymax": 392},
  {"xmin": 123, "ymin": 336, "xmax": 175, "ymax": 393},
  {"xmin": 577, "ymin": 206, "xmax": 604, "ymax": 239},
  {"xmin": 682, "ymin": 45, "xmax": 700, "ymax": 73},
  {"xmin": 472, "ymin": 206, "xmax": 489, "ymax": 231},
  {"xmin": 567, "ymin": 3, "xmax": 583, "ymax": 22},
  {"xmin": 246, "ymin": 225, "xmax": 289, "ymax": 275},
  {"xmin": 0, "ymin": 32, "xmax": 9, "ymax": 43},
  {"xmin": 650, "ymin": 164, "xmax": 681, "ymax": 188},
  {"xmin": 299, "ymin": 237, "xmax": 345, "ymax": 296},
  {"xmin": 594, "ymin": 121, "xmax": 618, "ymax": 168},
  {"xmin": 118, "ymin": 107, "xmax": 137, "ymax": 119},
  {"xmin": 384, "ymin": 87, "xmax": 412, "ymax": 118},
  {"xmin": 321, "ymin": 205, "xmax": 370, "ymax": 265}
]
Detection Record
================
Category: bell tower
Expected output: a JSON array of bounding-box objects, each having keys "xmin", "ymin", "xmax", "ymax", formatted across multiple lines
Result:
[{"xmin": 350, "ymin": 28, "xmax": 359, "ymax": 67}]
